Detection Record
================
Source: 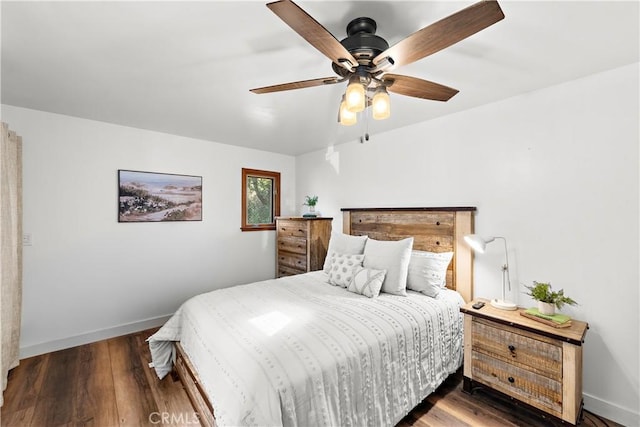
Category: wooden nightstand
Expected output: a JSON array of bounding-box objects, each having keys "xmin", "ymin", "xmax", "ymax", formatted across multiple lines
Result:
[{"xmin": 460, "ymin": 298, "xmax": 588, "ymax": 425}]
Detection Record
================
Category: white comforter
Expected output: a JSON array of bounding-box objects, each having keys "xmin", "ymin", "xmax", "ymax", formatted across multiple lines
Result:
[{"xmin": 148, "ymin": 271, "xmax": 464, "ymax": 427}]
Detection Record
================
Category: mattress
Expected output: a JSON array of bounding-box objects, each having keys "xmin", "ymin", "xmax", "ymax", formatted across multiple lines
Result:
[{"xmin": 148, "ymin": 271, "xmax": 464, "ymax": 427}]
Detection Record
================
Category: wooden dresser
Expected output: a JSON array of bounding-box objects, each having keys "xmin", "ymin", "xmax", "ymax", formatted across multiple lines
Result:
[
  {"xmin": 461, "ymin": 299, "xmax": 588, "ymax": 425},
  {"xmin": 275, "ymin": 217, "xmax": 332, "ymax": 277}
]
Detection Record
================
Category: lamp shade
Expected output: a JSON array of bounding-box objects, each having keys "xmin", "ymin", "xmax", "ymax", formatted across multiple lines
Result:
[
  {"xmin": 345, "ymin": 77, "xmax": 366, "ymax": 113},
  {"xmin": 372, "ymin": 87, "xmax": 391, "ymax": 120},
  {"xmin": 464, "ymin": 234, "xmax": 496, "ymax": 253},
  {"xmin": 339, "ymin": 98, "xmax": 357, "ymax": 126}
]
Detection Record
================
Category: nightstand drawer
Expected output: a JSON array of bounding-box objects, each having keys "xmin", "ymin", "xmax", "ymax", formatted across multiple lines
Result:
[
  {"xmin": 472, "ymin": 351, "xmax": 563, "ymax": 416},
  {"xmin": 472, "ymin": 318, "xmax": 562, "ymax": 380},
  {"xmin": 277, "ymin": 220, "xmax": 308, "ymax": 238},
  {"xmin": 278, "ymin": 236, "xmax": 307, "ymax": 255},
  {"xmin": 278, "ymin": 252, "xmax": 307, "ymax": 270}
]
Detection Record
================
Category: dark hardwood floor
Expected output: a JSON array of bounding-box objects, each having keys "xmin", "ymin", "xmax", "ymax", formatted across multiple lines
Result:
[{"xmin": 2, "ymin": 328, "xmax": 620, "ymax": 427}]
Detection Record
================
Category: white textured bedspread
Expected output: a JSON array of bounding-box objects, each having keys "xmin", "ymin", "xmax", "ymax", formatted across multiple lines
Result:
[{"xmin": 148, "ymin": 271, "xmax": 464, "ymax": 427}]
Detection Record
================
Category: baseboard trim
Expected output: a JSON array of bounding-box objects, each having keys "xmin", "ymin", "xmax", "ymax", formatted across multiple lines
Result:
[
  {"xmin": 19, "ymin": 314, "xmax": 173, "ymax": 359},
  {"xmin": 583, "ymin": 392, "xmax": 639, "ymax": 426}
]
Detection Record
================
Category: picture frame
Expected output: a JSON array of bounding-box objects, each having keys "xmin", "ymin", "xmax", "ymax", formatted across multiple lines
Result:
[{"xmin": 118, "ymin": 170, "xmax": 202, "ymax": 222}]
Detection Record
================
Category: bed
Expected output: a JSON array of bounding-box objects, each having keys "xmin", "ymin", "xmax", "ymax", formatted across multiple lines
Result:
[{"xmin": 149, "ymin": 207, "xmax": 475, "ymax": 427}]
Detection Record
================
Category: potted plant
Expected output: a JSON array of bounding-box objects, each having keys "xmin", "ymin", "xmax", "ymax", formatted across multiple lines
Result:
[
  {"xmin": 304, "ymin": 195, "xmax": 318, "ymax": 214},
  {"xmin": 524, "ymin": 281, "xmax": 577, "ymax": 315}
]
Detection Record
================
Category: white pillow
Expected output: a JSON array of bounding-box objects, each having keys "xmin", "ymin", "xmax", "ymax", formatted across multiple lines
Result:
[
  {"xmin": 323, "ymin": 232, "xmax": 368, "ymax": 273},
  {"xmin": 327, "ymin": 253, "xmax": 365, "ymax": 288},
  {"xmin": 363, "ymin": 237, "xmax": 414, "ymax": 296},
  {"xmin": 347, "ymin": 267, "xmax": 386, "ymax": 298},
  {"xmin": 406, "ymin": 251, "xmax": 454, "ymax": 297}
]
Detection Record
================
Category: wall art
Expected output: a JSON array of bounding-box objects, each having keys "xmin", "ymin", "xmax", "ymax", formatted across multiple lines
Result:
[{"xmin": 118, "ymin": 170, "xmax": 202, "ymax": 222}]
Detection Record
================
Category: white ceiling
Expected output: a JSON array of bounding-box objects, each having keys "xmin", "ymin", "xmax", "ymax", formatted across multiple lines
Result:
[{"xmin": 2, "ymin": 1, "xmax": 638, "ymax": 156}]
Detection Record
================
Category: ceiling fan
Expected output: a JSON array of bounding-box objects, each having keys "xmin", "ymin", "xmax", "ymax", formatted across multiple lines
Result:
[{"xmin": 250, "ymin": 0, "xmax": 505, "ymax": 126}]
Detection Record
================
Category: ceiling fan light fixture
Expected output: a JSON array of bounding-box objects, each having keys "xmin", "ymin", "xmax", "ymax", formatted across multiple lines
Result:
[
  {"xmin": 345, "ymin": 76, "xmax": 366, "ymax": 113},
  {"xmin": 339, "ymin": 96, "xmax": 357, "ymax": 126},
  {"xmin": 372, "ymin": 86, "xmax": 391, "ymax": 120},
  {"xmin": 254, "ymin": 0, "xmax": 505, "ymax": 126}
]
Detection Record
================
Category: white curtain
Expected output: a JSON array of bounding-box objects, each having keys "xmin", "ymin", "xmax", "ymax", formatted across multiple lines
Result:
[{"xmin": 1, "ymin": 122, "xmax": 22, "ymax": 406}]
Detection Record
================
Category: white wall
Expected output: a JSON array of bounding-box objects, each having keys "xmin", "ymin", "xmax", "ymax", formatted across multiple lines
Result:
[
  {"xmin": 1, "ymin": 105, "xmax": 296, "ymax": 357},
  {"xmin": 3, "ymin": 62, "xmax": 637, "ymax": 424},
  {"xmin": 296, "ymin": 63, "xmax": 639, "ymax": 426}
]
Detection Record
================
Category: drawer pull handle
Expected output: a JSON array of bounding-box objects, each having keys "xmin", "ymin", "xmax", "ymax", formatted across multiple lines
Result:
[
  {"xmin": 508, "ymin": 345, "xmax": 516, "ymax": 357},
  {"xmin": 298, "ymin": 229, "xmax": 304, "ymax": 233},
  {"xmin": 508, "ymin": 377, "xmax": 515, "ymax": 384}
]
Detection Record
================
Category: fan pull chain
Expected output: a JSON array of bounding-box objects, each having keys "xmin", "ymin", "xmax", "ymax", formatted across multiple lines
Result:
[{"xmin": 360, "ymin": 105, "xmax": 370, "ymax": 143}]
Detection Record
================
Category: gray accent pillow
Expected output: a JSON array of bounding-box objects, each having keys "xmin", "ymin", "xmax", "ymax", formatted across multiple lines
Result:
[
  {"xmin": 327, "ymin": 252, "xmax": 365, "ymax": 288},
  {"xmin": 323, "ymin": 232, "xmax": 368, "ymax": 273},
  {"xmin": 347, "ymin": 267, "xmax": 386, "ymax": 298}
]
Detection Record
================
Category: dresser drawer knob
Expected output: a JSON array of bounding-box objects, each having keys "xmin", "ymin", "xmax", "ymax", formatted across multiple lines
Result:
[
  {"xmin": 508, "ymin": 376, "xmax": 515, "ymax": 384},
  {"xmin": 508, "ymin": 345, "xmax": 516, "ymax": 357}
]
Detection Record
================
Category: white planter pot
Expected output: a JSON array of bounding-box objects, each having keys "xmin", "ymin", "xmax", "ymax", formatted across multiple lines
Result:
[{"xmin": 538, "ymin": 302, "xmax": 556, "ymax": 315}]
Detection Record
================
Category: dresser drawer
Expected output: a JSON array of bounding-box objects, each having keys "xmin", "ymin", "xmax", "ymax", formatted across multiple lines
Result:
[
  {"xmin": 472, "ymin": 318, "xmax": 562, "ymax": 380},
  {"xmin": 472, "ymin": 351, "xmax": 563, "ymax": 416},
  {"xmin": 278, "ymin": 236, "xmax": 307, "ymax": 255},
  {"xmin": 277, "ymin": 265, "xmax": 305, "ymax": 278},
  {"xmin": 277, "ymin": 220, "xmax": 308, "ymax": 238},
  {"xmin": 278, "ymin": 252, "xmax": 307, "ymax": 271}
]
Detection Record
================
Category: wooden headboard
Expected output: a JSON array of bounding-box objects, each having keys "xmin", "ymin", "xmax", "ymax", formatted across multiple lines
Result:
[{"xmin": 342, "ymin": 207, "xmax": 476, "ymax": 302}]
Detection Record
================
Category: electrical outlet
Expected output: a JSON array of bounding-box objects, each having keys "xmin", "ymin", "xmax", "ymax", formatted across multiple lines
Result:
[{"xmin": 23, "ymin": 233, "xmax": 32, "ymax": 246}]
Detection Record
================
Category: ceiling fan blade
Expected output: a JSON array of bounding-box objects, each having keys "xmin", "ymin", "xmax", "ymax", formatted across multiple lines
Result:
[
  {"xmin": 250, "ymin": 76, "xmax": 341, "ymax": 94},
  {"xmin": 267, "ymin": 0, "xmax": 358, "ymax": 70},
  {"xmin": 382, "ymin": 74, "xmax": 459, "ymax": 102},
  {"xmin": 373, "ymin": 0, "xmax": 504, "ymax": 68}
]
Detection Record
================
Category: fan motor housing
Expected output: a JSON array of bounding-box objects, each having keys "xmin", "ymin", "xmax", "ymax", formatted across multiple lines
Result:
[{"xmin": 332, "ymin": 17, "xmax": 389, "ymax": 77}]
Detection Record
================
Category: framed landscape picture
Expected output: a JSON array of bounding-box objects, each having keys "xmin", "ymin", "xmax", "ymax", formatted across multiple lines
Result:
[{"xmin": 118, "ymin": 170, "xmax": 202, "ymax": 222}]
